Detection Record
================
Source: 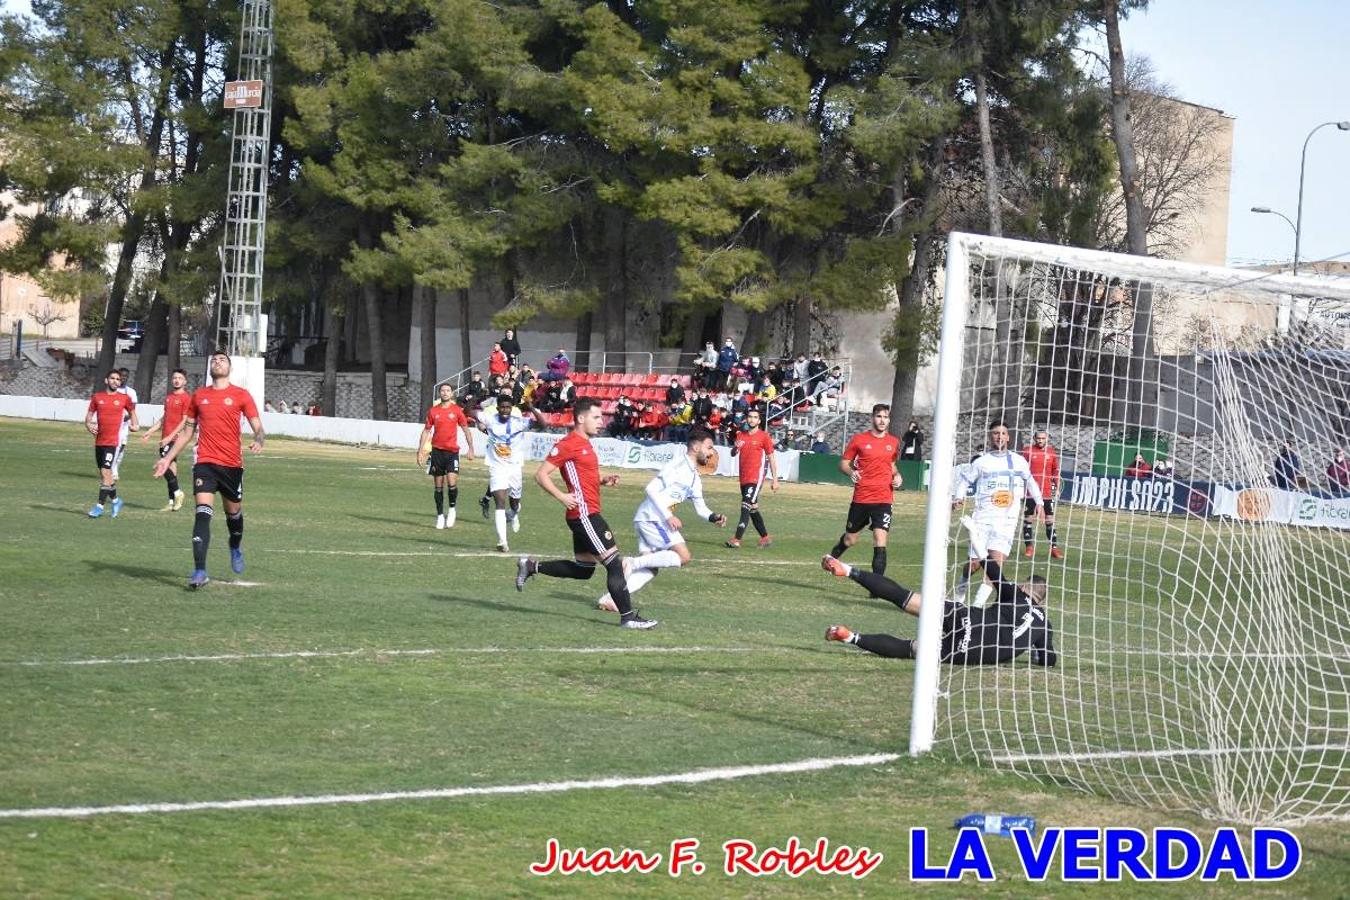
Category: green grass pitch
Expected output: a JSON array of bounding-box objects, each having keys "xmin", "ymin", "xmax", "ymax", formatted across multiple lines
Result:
[{"xmin": 1, "ymin": 418, "xmax": 1346, "ymax": 896}]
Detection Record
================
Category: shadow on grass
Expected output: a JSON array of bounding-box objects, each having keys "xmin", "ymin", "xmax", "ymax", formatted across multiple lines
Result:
[
  {"xmin": 431, "ymin": 593, "xmax": 605, "ymax": 627},
  {"xmin": 29, "ymin": 502, "xmax": 113, "ymax": 519},
  {"xmin": 87, "ymin": 560, "xmax": 184, "ymax": 588}
]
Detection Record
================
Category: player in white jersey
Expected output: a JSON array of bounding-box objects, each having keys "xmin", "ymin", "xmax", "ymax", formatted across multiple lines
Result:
[
  {"xmin": 477, "ymin": 392, "xmax": 544, "ymax": 551},
  {"xmin": 597, "ymin": 429, "xmax": 727, "ymax": 612},
  {"xmin": 951, "ymin": 421, "xmax": 1043, "ymax": 607},
  {"xmin": 113, "ymin": 366, "xmax": 138, "ymax": 482}
]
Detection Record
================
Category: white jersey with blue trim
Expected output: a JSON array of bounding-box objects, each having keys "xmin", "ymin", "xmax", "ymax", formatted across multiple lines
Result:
[
  {"xmin": 953, "ymin": 449, "xmax": 1043, "ymax": 526},
  {"xmin": 635, "ymin": 455, "xmax": 714, "ymax": 524},
  {"xmin": 478, "ymin": 407, "xmax": 532, "ymax": 470}
]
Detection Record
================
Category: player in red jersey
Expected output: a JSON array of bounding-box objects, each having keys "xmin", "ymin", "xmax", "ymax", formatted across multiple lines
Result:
[
  {"xmin": 85, "ymin": 369, "xmax": 138, "ymax": 518},
  {"xmin": 153, "ymin": 352, "xmax": 264, "ymax": 589},
  {"xmin": 1021, "ymin": 429, "xmax": 1064, "ymax": 559},
  {"xmin": 416, "ymin": 382, "xmax": 476, "ymax": 530},
  {"xmin": 726, "ymin": 408, "xmax": 779, "ymax": 548},
  {"xmin": 826, "ymin": 404, "xmax": 902, "ymax": 576},
  {"xmin": 515, "ymin": 398, "xmax": 656, "ymax": 629},
  {"xmin": 139, "ymin": 368, "xmax": 191, "ymax": 511}
]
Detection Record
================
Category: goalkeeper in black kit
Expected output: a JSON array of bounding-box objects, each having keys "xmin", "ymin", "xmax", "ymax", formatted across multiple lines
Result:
[{"xmin": 820, "ymin": 555, "xmax": 1057, "ymax": 666}]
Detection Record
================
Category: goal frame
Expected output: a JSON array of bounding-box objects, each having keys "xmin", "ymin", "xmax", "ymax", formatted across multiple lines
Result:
[{"xmin": 908, "ymin": 231, "xmax": 1350, "ymax": 757}]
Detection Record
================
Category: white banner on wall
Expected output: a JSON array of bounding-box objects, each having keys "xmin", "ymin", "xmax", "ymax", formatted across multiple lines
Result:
[
  {"xmin": 523, "ymin": 430, "xmax": 799, "ymax": 481},
  {"xmin": 1212, "ymin": 484, "xmax": 1350, "ymax": 531}
]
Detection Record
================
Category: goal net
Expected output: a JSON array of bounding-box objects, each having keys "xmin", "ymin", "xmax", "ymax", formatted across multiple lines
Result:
[{"xmin": 911, "ymin": 233, "xmax": 1350, "ymax": 825}]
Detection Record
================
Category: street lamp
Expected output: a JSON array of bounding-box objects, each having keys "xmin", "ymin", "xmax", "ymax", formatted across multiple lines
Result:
[
  {"xmin": 1251, "ymin": 206, "xmax": 1297, "ymax": 262},
  {"xmin": 1294, "ymin": 121, "xmax": 1350, "ymax": 275}
]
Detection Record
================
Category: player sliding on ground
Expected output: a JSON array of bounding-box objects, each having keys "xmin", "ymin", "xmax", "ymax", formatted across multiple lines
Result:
[
  {"xmin": 820, "ymin": 555, "xmax": 1057, "ymax": 666},
  {"xmin": 515, "ymin": 398, "xmax": 657, "ymax": 629},
  {"xmin": 953, "ymin": 421, "xmax": 1043, "ymax": 607},
  {"xmin": 597, "ymin": 429, "xmax": 727, "ymax": 612},
  {"xmin": 476, "ymin": 392, "xmax": 544, "ymax": 552}
]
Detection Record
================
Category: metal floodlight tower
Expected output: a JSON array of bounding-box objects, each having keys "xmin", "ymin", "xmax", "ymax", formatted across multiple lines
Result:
[{"xmin": 214, "ymin": 0, "xmax": 274, "ymax": 397}]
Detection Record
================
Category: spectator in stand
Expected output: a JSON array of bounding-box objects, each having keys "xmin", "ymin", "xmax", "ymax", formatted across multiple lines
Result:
[
  {"xmin": 792, "ymin": 353, "xmax": 810, "ymax": 384},
  {"xmin": 1153, "ymin": 457, "xmax": 1175, "ymax": 479},
  {"xmin": 691, "ymin": 389, "xmax": 714, "ymax": 427},
  {"xmin": 733, "ymin": 356, "xmax": 753, "ymax": 394},
  {"xmin": 308, "ymin": 403, "xmax": 321, "ymax": 416},
  {"xmin": 488, "ymin": 342, "xmax": 510, "ymax": 379},
  {"xmin": 667, "ymin": 400, "xmax": 694, "ymax": 443},
  {"xmin": 520, "ymin": 374, "xmax": 541, "ymax": 409},
  {"xmin": 1123, "ymin": 453, "xmax": 1152, "ymax": 478},
  {"xmin": 1327, "ymin": 448, "xmax": 1349, "ymax": 497},
  {"xmin": 541, "ymin": 348, "xmax": 571, "ymax": 383},
  {"xmin": 665, "ymin": 377, "xmax": 686, "ymax": 406},
  {"xmin": 787, "ymin": 378, "xmax": 810, "ymax": 409},
  {"xmin": 694, "ymin": 341, "xmax": 718, "ymax": 388},
  {"xmin": 706, "ymin": 405, "xmax": 725, "ymax": 443},
  {"xmin": 757, "ymin": 374, "xmax": 777, "ymax": 404},
  {"xmin": 643, "ymin": 403, "xmax": 668, "ymax": 441},
  {"xmin": 901, "ymin": 420, "xmax": 924, "ymax": 461},
  {"xmin": 819, "ymin": 365, "xmax": 845, "ymax": 411},
  {"xmin": 500, "ymin": 328, "xmax": 522, "ymax": 366},
  {"xmin": 1272, "ymin": 441, "xmax": 1302, "ymax": 491},
  {"xmin": 459, "ymin": 371, "xmax": 487, "ymax": 409},
  {"xmin": 610, "ymin": 393, "xmax": 636, "ymax": 438},
  {"xmin": 556, "ymin": 376, "xmax": 576, "ymax": 410},
  {"xmin": 806, "ymin": 353, "xmax": 828, "ymax": 396},
  {"xmin": 264, "ymin": 400, "xmax": 278, "ymax": 413},
  {"xmin": 716, "ymin": 338, "xmax": 738, "ymax": 389},
  {"xmin": 765, "ymin": 361, "xmax": 784, "ymax": 390},
  {"xmin": 810, "ymin": 431, "xmax": 832, "ymax": 454}
]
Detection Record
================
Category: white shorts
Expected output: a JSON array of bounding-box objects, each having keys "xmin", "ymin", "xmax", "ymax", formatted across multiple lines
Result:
[
  {"xmin": 634, "ymin": 519, "xmax": 685, "ymax": 554},
  {"xmin": 487, "ymin": 466, "xmax": 523, "ymax": 500},
  {"xmin": 967, "ymin": 520, "xmax": 1015, "ymax": 559}
]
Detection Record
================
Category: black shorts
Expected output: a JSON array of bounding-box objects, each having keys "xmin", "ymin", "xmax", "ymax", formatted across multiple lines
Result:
[
  {"xmin": 95, "ymin": 445, "xmax": 116, "ymax": 470},
  {"xmin": 1024, "ymin": 497, "xmax": 1054, "ymax": 518},
  {"xmin": 740, "ymin": 482, "xmax": 762, "ymax": 506},
  {"xmin": 193, "ymin": 463, "xmax": 245, "ymax": 503},
  {"xmin": 568, "ymin": 513, "xmax": 619, "ymax": 558},
  {"xmin": 846, "ymin": 502, "xmax": 892, "ymax": 533},
  {"xmin": 427, "ymin": 448, "xmax": 460, "ymax": 477}
]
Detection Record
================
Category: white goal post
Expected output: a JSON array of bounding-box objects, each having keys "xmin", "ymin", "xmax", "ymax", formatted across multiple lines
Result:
[{"xmin": 910, "ymin": 232, "xmax": 1350, "ymax": 825}]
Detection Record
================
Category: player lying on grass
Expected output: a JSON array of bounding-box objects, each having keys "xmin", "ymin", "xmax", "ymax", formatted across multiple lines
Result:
[
  {"xmin": 597, "ymin": 429, "xmax": 727, "ymax": 612},
  {"xmin": 820, "ymin": 555, "xmax": 1057, "ymax": 666}
]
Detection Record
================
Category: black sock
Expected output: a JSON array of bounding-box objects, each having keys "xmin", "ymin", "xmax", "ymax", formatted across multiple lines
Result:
[
  {"xmin": 226, "ymin": 511, "xmax": 244, "ymax": 550},
  {"xmin": 857, "ymin": 634, "xmax": 915, "ymax": 659},
  {"xmin": 448, "ymin": 485, "xmax": 459, "ymax": 508},
  {"xmin": 830, "ymin": 537, "xmax": 847, "ymax": 558},
  {"xmin": 192, "ymin": 505, "xmax": 213, "ymax": 569},
  {"xmin": 871, "ymin": 546, "xmax": 887, "ymax": 576},
  {"xmin": 604, "ymin": 556, "xmax": 633, "ymax": 616},
  {"xmin": 538, "ymin": 560, "xmax": 596, "ymax": 579},
  {"xmin": 750, "ymin": 511, "xmax": 767, "ymax": 538},
  {"xmin": 1046, "ymin": 523, "xmax": 1058, "ymax": 546},
  {"xmin": 1022, "ymin": 520, "xmax": 1034, "ymax": 544},
  {"xmin": 984, "ymin": 557, "xmax": 1004, "ymax": 587},
  {"xmin": 735, "ymin": 508, "xmax": 750, "ymax": 540},
  {"xmin": 166, "ymin": 473, "xmax": 179, "ymax": 498},
  {"xmin": 98, "ymin": 487, "xmax": 111, "ymax": 505},
  {"xmin": 434, "ymin": 489, "xmax": 444, "ymax": 515},
  {"xmin": 849, "ymin": 568, "xmax": 913, "ymax": 610}
]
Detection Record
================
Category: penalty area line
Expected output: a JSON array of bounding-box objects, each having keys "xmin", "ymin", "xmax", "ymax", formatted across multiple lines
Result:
[{"xmin": 0, "ymin": 752, "xmax": 902, "ymax": 819}]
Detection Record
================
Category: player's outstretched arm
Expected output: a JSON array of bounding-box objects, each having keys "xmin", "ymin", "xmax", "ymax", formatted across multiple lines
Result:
[
  {"xmin": 460, "ymin": 422, "xmax": 475, "ymax": 460},
  {"xmin": 140, "ymin": 418, "xmax": 160, "ymax": 442},
  {"xmin": 246, "ymin": 415, "xmax": 265, "ymax": 454},
  {"xmin": 127, "ymin": 407, "xmax": 139, "ymax": 432},
  {"xmin": 415, "ymin": 426, "xmax": 433, "ymax": 465}
]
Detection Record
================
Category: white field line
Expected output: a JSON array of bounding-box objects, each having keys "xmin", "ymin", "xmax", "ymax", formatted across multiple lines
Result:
[
  {"xmin": 991, "ymin": 743, "xmax": 1350, "ymax": 764},
  {"xmin": 246, "ymin": 547, "xmax": 825, "ymax": 566},
  {"xmin": 6, "ymin": 645, "xmax": 781, "ymax": 668},
  {"xmin": 0, "ymin": 752, "xmax": 902, "ymax": 820}
]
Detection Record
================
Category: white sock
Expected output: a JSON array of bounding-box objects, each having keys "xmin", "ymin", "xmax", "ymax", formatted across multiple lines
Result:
[
  {"xmin": 973, "ymin": 582, "xmax": 994, "ymax": 608},
  {"xmin": 494, "ymin": 509, "xmax": 508, "ymax": 544},
  {"xmin": 597, "ymin": 568, "xmax": 659, "ymax": 609},
  {"xmin": 629, "ymin": 550, "xmax": 682, "ymax": 570}
]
